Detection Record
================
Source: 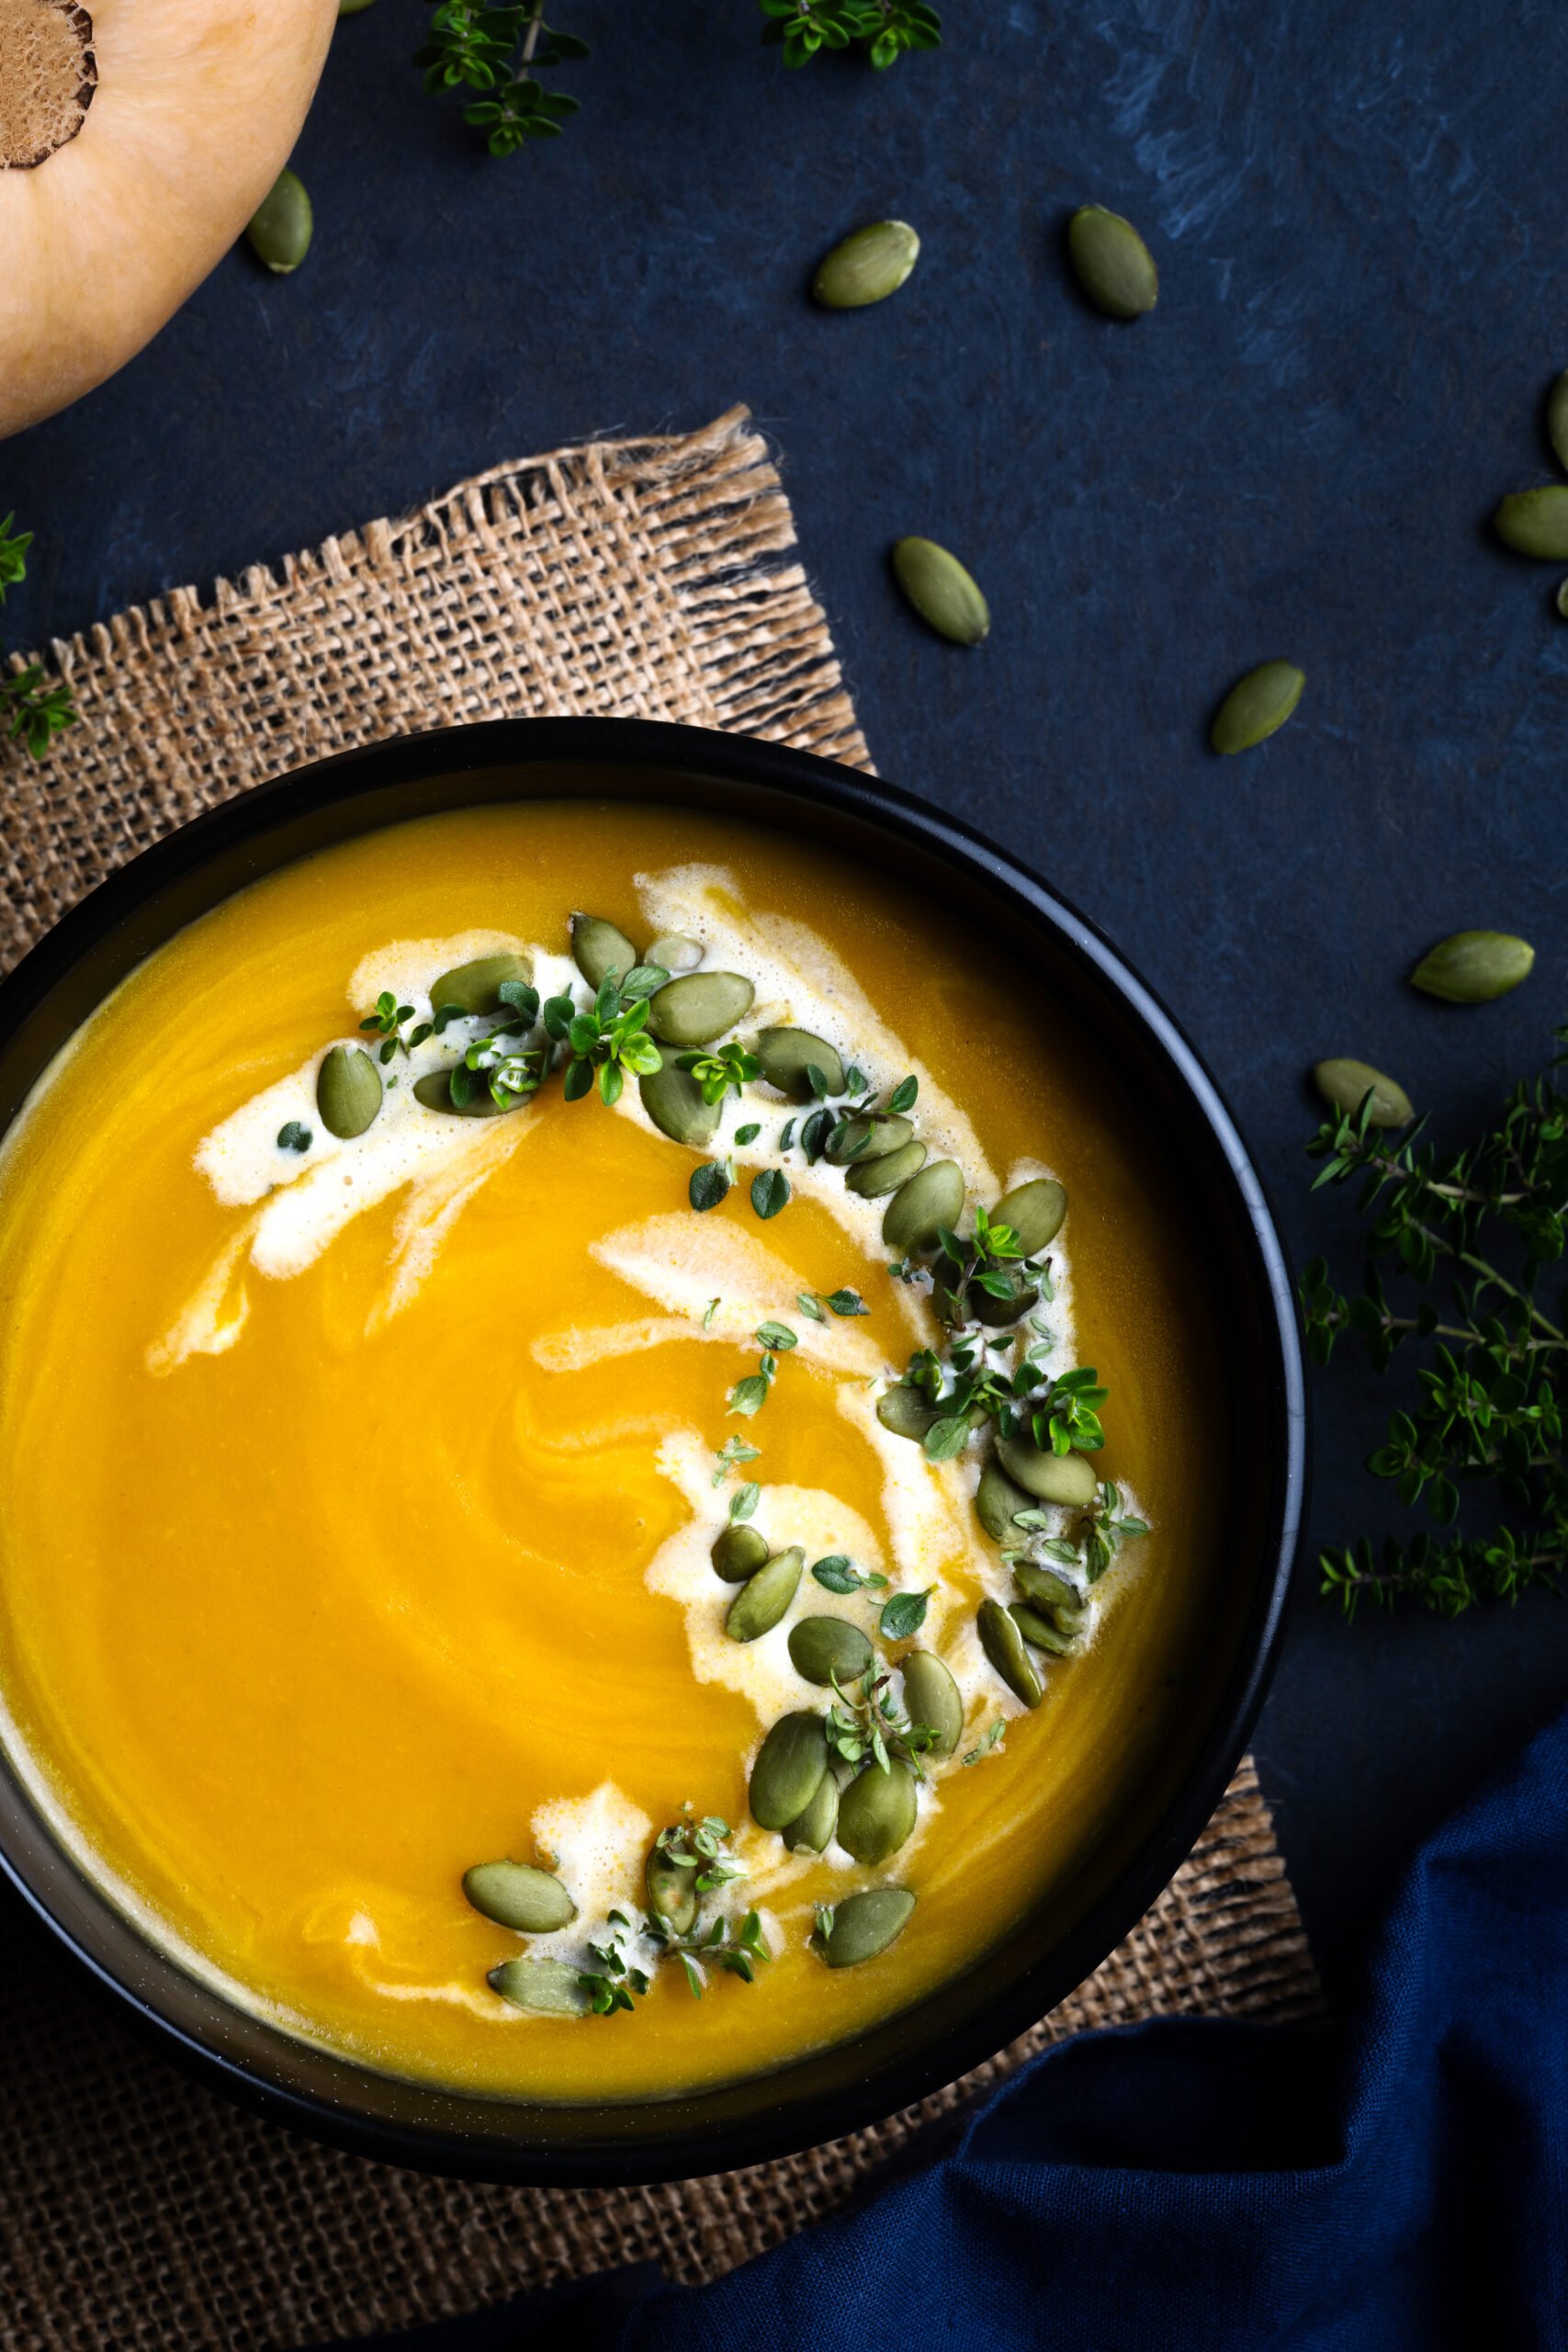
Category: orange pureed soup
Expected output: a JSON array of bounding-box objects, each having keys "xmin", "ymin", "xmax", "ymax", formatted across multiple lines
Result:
[{"xmin": 0, "ymin": 800, "xmax": 1212, "ymax": 2099}]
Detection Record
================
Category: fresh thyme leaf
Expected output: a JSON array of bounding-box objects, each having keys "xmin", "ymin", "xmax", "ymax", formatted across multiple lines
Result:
[
  {"xmin": 0, "ymin": 513, "xmax": 33, "ymax": 598},
  {"xmin": 735, "ymin": 1122, "xmax": 761, "ymax": 1146},
  {"xmin": 562, "ymin": 1057, "xmax": 594, "ymax": 1102},
  {"xmin": 811, "ymin": 1555, "xmax": 858, "ymax": 1592},
  {"xmin": 677, "ymin": 1042, "xmax": 761, "ymax": 1106},
  {"xmin": 962, "ymin": 1718, "xmax": 1007, "ymax": 1767},
  {"xmin": 805, "ymin": 1062, "xmax": 832, "ymax": 1100},
  {"xmin": 796, "ymin": 1292, "xmax": 827, "ymax": 1323},
  {"xmin": 713, "ymin": 1435, "xmax": 761, "ymax": 1485},
  {"xmin": 1, "ymin": 662, "xmax": 76, "ymax": 760},
  {"xmin": 889, "ymin": 1074, "xmax": 919, "ymax": 1114},
  {"xmin": 419, "ymin": 4, "xmax": 591, "ymax": 159},
  {"xmin": 779, "ymin": 1117, "xmax": 797, "ymax": 1151},
  {"xmin": 729, "ymin": 1481, "xmax": 761, "ymax": 1522},
  {"xmin": 843, "ymin": 1064, "xmax": 868, "ymax": 1094},
  {"xmin": 755, "ymin": 1320, "xmax": 798, "ymax": 1351},
  {"xmin": 728, "ymin": 1373, "xmax": 772, "ymax": 1417},
  {"xmin": 704, "ymin": 1296, "xmax": 721, "ymax": 1331},
  {"xmin": 800, "ymin": 1106, "xmax": 834, "ymax": 1163},
  {"xmin": 825, "ymin": 1665, "xmax": 938, "ymax": 1777},
  {"xmin": 878, "ymin": 1587, "xmax": 931, "ymax": 1641},
  {"xmin": 921, "ymin": 1413, "xmax": 972, "ymax": 1463},
  {"xmin": 750, "ymin": 1169, "xmax": 791, "ymax": 1220},
  {"xmin": 761, "ymin": 0, "xmax": 942, "ymax": 73},
  {"xmin": 276, "ymin": 1121, "xmax": 312, "ymax": 1153},
  {"xmin": 690, "ymin": 1161, "xmax": 731, "ymax": 1213},
  {"xmin": 825, "ymin": 1288, "xmax": 870, "ymax": 1317}
]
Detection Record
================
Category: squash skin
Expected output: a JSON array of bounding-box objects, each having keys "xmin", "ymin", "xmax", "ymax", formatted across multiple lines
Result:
[{"xmin": 0, "ymin": 0, "xmax": 338, "ymax": 441}]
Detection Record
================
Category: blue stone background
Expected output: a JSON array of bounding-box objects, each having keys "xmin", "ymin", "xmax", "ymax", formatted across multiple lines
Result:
[{"xmin": 6, "ymin": 0, "xmax": 1568, "ymax": 1996}]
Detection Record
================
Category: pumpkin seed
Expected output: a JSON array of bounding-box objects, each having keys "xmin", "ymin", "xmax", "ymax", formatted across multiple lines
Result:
[
  {"xmin": 846, "ymin": 1138, "xmax": 929, "ymax": 1198},
  {"xmin": 429, "ymin": 952, "xmax": 533, "ymax": 1016},
  {"xmin": 782, "ymin": 1769, "xmax": 840, "ymax": 1853},
  {"xmin": 645, "ymin": 932, "xmax": 703, "ymax": 973},
  {"xmin": 814, "ymin": 218, "xmax": 920, "ymax": 310},
  {"xmin": 788, "ymin": 1615, "xmax": 874, "ymax": 1686},
  {"xmin": 976, "ymin": 1597, "xmax": 1043, "ymax": 1707},
  {"xmin": 891, "ymin": 537, "xmax": 990, "ymax": 647},
  {"xmin": 1495, "ymin": 487, "xmax": 1568, "ymax": 559},
  {"xmin": 837, "ymin": 1758, "xmax": 918, "ymax": 1863},
  {"xmin": 1557, "ymin": 578, "xmax": 1568, "ymax": 620},
  {"xmin": 1010, "ymin": 1600, "xmax": 1076, "ymax": 1657},
  {"xmin": 996, "ymin": 1433, "xmax": 1099, "ymax": 1507},
  {"xmin": 462, "ymin": 1860, "xmax": 577, "ymax": 1934},
  {"xmin": 412, "ymin": 1068, "xmax": 513, "ymax": 1118},
  {"xmin": 645, "ymin": 1844, "xmax": 698, "ymax": 1935},
  {"xmin": 246, "ymin": 169, "xmax": 313, "ymax": 275},
  {"xmin": 750, "ymin": 1711, "xmax": 830, "ymax": 1829},
  {"xmin": 1313, "ymin": 1058, "xmax": 1413, "ymax": 1129},
  {"xmin": 1066, "ymin": 202, "xmax": 1158, "ymax": 319},
  {"xmin": 638, "ymin": 1063, "xmax": 721, "ymax": 1147},
  {"xmin": 883, "ymin": 1159, "xmax": 965, "ymax": 1253},
  {"xmin": 1411, "ymin": 932, "xmax": 1535, "ymax": 1004},
  {"xmin": 899, "ymin": 1648, "xmax": 964, "ymax": 1757},
  {"xmin": 976, "ymin": 1455, "xmax": 1036, "ymax": 1544},
  {"xmin": 1013, "ymin": 1561, "xmax": 1084, "ymax": 1627},
  {"xmin": 712, "ymin": 1522, "xmax": 770, "ymax": 1582},
  {"xmin": 316, "ymin": 1045, "xmax": 382, "ymax": 1137},
  {"xmin": 753, "ymin": 1026, "xmax": 846, "ymax": 1100},
  {"xmin": 826, "ymin": 1113, "xmax": 912, "ymax": 1167},
  {"xmin": 1211, "ymin": 661, "xmax": 1305, "ymax": 755},
  {"xmin": 726, "ymin": 1546, "xmax": 805, "ymax": 1642},
  {"xmin": 570, "ymin": 913, "xmax": 637, "ymax": 989},
  {"xmin": 876, "ymin": 1384, "xmax": 941, "ymax": 1442},
  {"xmin": 992, "ymin": 1177, "xmax": 1067, "ymax": 1256},
  {"xmin": 820, "ymin": 1885, "xmax": 916, "ymax": 1968},
  {"xmin": 488, "ymin": 1957, "xmax": 591, "ymax": 2016},
  {"xmin": 648, "ymin": 971, "xmax": 756, "ymax": 1047},
  {"xmin": 953, "ymin": 1265, "xmax": 1040, "ymax": 1329}
]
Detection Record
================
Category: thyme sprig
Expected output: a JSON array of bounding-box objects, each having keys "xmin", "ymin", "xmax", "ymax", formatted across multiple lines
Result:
[
  {"xmin": 582, "ymin": 1821, "xmax": 770, "ymax": 2007},
  {"xmin": 905, "ymin": 1329, "xmax": 1107, "ymax": 1466},
  {"xmin": 760, "ymin": 0, "xmax": 942, "ymax": 72},
  {"xmin": 678, "ymin": 1041, "xmax": 761, "ymax": 1106},
  {"xmin": 542, "ymin": 964, "xmax": 666, "ymax": 1106},
  {"xmin": 1008, "ymin": 1482, "xmax": 1147, "ymax": 1585},
  {"xmin": 1303, "ymin": 1038, "xmax": 1568, "ymax": 1618},
  {"xmin": 416, "ymin": 3, "xmax": 589, "ymax": 157},
  {"xmin": 0, "ymin": 513, "xmax": 76, "ymax": 763},
  {"xmin": 826, "ymin": 1665, "xmax": 941, "ymax": 1781}
]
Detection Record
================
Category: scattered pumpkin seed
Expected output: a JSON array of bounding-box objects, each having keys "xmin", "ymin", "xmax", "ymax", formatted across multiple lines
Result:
[
  {"xmin": 1557, "ymin": 578, "xmax": 1568, "ymax": 620},
  {"xmin": 846, "ymin": 1138, "xmax": 929, "ymax": 1198},
  {"xmin": 316, "ymin": 1045, "xmax": 381, "ymax": 1137},
  {"xmin": 820, "ymin": 1885, "xmax": 916, "ymax": 1968},
  {"xmin": 814, "ymin": 219, "xmax": 920, "ymax": 310},
  {"xmin": 1012, "ymin": 1561, "xmax": 1085, "ymax": 1627},
  {"xmin": 996, "ymin": 1433, "xmax": 1099, "ymax": 1507},
  {"xmin": 788, "ymin": 1615, "xmax": 874, "ymax": 1686},
  {"xmin": 836, "ymin": 1758, "xmax": 918, "ymax": 1864},
  {"xmin": 644, "ymin": 932, "xmax": 703, "ymax": 973},
  {"xmin": 753, "ymin": 1027, "xmax": 846, "ymax": 1100},
  {"xmin": 991, "ymin": 1177, "xmax": 1067, "ymax": 1256},
  {"xmin": 942, "ymin": 1263, "xmax": 1039, "ymax": 1329},
  {"xmin": 1495, "ymin": 487, "xmax": 1568, "ymax": 560},
  {"xmin": 429, "ymin": 952, "xmax": 533, "ymax": 1016},
  {"xmin": 488, "ymin": 1957, "xmax": 591, "ymax": 2016},
  {"xmin": 825, "ymin": 1113, "xmax": 913, "ymax": 1167},
  {"xmin": 882, "ymin": 1158, "xmax": 965, "ymax": 1253},
  {"xmin": 750, "ymin": 1711, "xmax": 830, "ymax": 1830},
  {"xmin": 726, "ymin": 1546, "xmax": 805, "ymax": 1642},
  {"xmin": 1210, "ymin": 661, "xmax": 1305, "ymax": 754},
  {"xmin": 1066, "ymin": 202, "xmax": 1158, "ymax": 319},
  {"xmin": 899, "ymin": 1648, "xmax": 964, "ymax": 1757},
  {"xmin": 645, "ymin": 1844, "xmax": 698, "ymax": 1935},
  {"xmin": 1010, "ymin": 1600, "xmax": 1077, "ymax": 1657},
  {"xmin": 976, "ymin": 1455, "xmax": 1036, "ymax": 1544},
  {"xmin": 638, "ymin": 1063, "xmax": 721, "ymax": 1147},
  {"xmin": 711, "ymin": 1522, "xmax": 770, "ymax": 1582},
  {"xmin": 891, "ymin": 537, "xmax": 990, "ymax": 647},
  {"xmin": 462, "ymin": 1860, "xmax": 577, "ymax": 1934},
  {"xmin": 570, "ymin": 913, "xmax": 638, "ymax": 989},
  {"xmin": 412, "ymin": 1068, "xmax": 513, "ymax": 1118},
  {"xmin": 876, "ymin": 1384, "xmax": 941, "ymax": 1442},
  {"xmin": 648, "ymin": 971, "xmax": 756, "ymax": 1046},
  {"xmin": 976, "ymin": 1597, "xmax": 1043, "ymax": 1707},
  {"xmin": 246, "ymin": 169, "xmax": 313, "ymax": 275},
  {"xmin": 1313, "ymin": 1058, "xmax": 1413, "ymax": 1129},
  {"xmin": 1411, "ymin": 931, "xmax": 1535, "ymax": 1004},
  {"xmin": 782, "ymin": 1769, "xmax": 840, "ymax": 1853}
]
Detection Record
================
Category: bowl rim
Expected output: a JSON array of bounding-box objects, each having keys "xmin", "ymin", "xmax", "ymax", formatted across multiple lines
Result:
[{"xmin": 0, "ymin": 717, "xmax": 1306, "ymax": 2184}]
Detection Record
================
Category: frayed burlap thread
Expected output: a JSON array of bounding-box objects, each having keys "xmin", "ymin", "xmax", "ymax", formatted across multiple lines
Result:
[{"xmin": 0, "ymin": 407, "xmax": 1318, "ymax": 2349}]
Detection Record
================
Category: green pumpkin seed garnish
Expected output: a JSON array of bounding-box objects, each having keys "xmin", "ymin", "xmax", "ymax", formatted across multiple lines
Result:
[
  {"xmin": 976, "ymin": 1597, "xmax": 1043, "ymax": 1707},
  {"xmin": 836, "ymin": 1758, "xmax": 919, "ymax": 1864},
  {"xmin": 570, "ymin": 913, "xmax": 638, "ymax": 989},
  {"xmin": 1066, "ymin": 202, "xmax": 1157, "ymax": 319},
  {"xmin": 975, "ymin": 1454, "xmax": 1036, "ymax": 1544},
  {"xmin": 412, "ymin": 1068, "xmax": 514, "ymax": 1118},
  {"xmin": 647, "ymin": 971, "xmax": 756, "ymax": 1047},
  {"xmin": 1495, "ymin": 487, "xmax": 1568, "ymax": 560},
  {"xmin": 814, "ymin": 219, "xmax": 920, "ymax": 310},
  {"xmin": 788, "ymin": 1614, "xmax": 874, "ymax": 1687},
  {"xmin": 1557, "ymin": 578, "xmax": 1568, "ymax": 620},
  {"xmin": 898, "ymin": 1648, "xmax": 964, "ymax": 1757},
  {"xmin": 638, "ymin": 1063, "xmax": 721, "ymax": 1147},
  {"xmin": 753, "ymin": 1026, "xmax": 846, "ymax": 1101},
  {"xmin": 845, "ymin": 1138, "xmax": 929, "ymax": 1198},
  {"xmin": 1012, "ymin": 1560, "xmax": 1085, "ymax": 1628},
  {"xmin": 316, "ymin": 1044, "xmax": 382, "ymax": 1138},
  {"xmin": 819, "ymin": 1885, "xmax": 916, "ymax": 1968},
  {"xmin": 462, "ymin": 1860, "xmax": 577, "ymax": 1934},
  {"xmin": 1411, "ymin": 932, "xmax": 1535, "ymax": 1004},
  {"xmin": 645, "ymin": 1844, "xmax": 699, "ymax": 1936},
  {"xmin": 429, "ymin": 952, "xmax": 533, "ymax": 1016},
  {"xmin": 991, "ymin": 1177, "xmax": 1066, "ymax": 1257},
  {"xmin": 891, "ymin": 537, "xmax": 990, "ymax": 647},
  {"xmin": 725, "ymin": 1545, "xmax": 805, "ymax": 1642},
  {"xmin": 959, "ymin": 1264, "xmax": 1041, "ymax": 1329},
  {"xmin": 488, "ymin": 1957, "xmax": 592, "ymax": 2016},
  {"xmin": 1210, "ymin": 661, "xmax": 1305, "ymax": 755},
  {"xmin": 781, "ymin": 1769, "xmax": 840, "ymax": 1854},
  {"xmin": 1010, "ymin": 1600, "xmax": 1077, "ymax": 1657},
  {"xmin": 750, "ymin": 1711, "xmax": 830, "ymax": 1829},
  {"xmin": 825, "ymin": 1113, "xmax": 913, "ymax": 1167},
  {"xmin": 882, "ymin": 1158, "xmax": 965, "ymax": 1254},
  {"xmin": 1313, "ymin": 1058, "xmax": 1413, "ymax": 1129},
  {"xmin": 644, "ymin": 932, "xmax": 703, "ymax": 973},
  {"xmin": 995, "ymin": 1432, "xmax": 1099, "ymax": 1507},
  {"xmin": 246, "ymin": 169, "xmax": 313, "ymax": 275},
  {"xmin": 711, "ymin": 1522, "xmax": 770, "ymax": 1582},
  {"xmin": 876, "ymin": 1384, "xmax": 942, "ymax": 1442}
]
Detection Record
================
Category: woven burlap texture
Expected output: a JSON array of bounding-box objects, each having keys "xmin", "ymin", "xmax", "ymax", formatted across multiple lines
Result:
[{"xmin": 0, "ymin": 406, "xmax": 1319, "ymax": 2351}]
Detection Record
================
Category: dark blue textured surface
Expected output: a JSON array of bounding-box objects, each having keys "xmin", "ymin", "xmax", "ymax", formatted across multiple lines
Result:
[{"xmin": 7, "ymin": 0, "xmax": 1568, "ymax": 1984}]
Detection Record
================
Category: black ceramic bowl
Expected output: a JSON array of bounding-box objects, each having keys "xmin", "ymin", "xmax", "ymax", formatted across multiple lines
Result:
[{"xmin": 0, "ymin": 718, "xmax": 1304, "ymax": 2185}]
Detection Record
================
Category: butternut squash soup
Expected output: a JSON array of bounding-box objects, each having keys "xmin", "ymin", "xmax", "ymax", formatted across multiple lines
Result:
[{"xmin": 0, "ymin": 799, "xmax": 1210, "ymax": 2101}]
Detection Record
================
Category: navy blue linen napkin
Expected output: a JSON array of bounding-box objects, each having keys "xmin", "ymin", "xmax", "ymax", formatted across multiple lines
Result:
[{"xmin": 337, "ymin": 1708, "xmax": 1568, "ymax": 2351}]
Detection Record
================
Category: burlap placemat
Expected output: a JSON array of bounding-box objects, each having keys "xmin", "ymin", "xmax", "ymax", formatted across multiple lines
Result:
[{"xmin": 0, "ymin": 405, "xmax": 1319, "ymax": 2352}]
